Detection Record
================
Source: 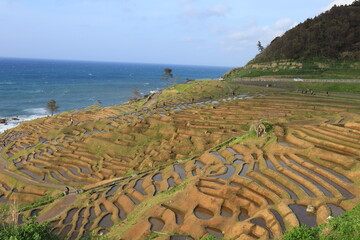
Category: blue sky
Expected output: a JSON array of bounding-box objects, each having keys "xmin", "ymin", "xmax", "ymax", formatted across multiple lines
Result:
[{"xmin": 0, "ymin": 0, "xmax": 354, "ymax": 67}]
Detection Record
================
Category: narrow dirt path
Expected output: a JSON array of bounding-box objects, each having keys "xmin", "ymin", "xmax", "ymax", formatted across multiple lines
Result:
[
  {"xmin": 141, "ymin": 91, "xmax": 161, "ymax": 108},
  {"xmin": 36, "ymin": 194, "xmax": 77, "ymax": 222}
]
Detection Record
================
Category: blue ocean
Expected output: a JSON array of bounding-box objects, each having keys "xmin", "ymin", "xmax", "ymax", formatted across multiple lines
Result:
[{"xmin": 0, "ymin": 58, "xmax": 231, "ymax": 132}]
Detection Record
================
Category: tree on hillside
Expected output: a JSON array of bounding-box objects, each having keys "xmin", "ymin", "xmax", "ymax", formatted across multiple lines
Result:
[
  {"xmin": 250, "ymin": 3, "xmax": 360, "ymax": 62},
  {"xmin": 46, "ymin": 99, "xmax": 59, "ymax": 116},
  {"xmin": 161, "ymin": 68, "xmax": 175, "ymax": 85},
  {"xmin": 257, "ymin": 41, "xmax": 265, "ymax": 53}
]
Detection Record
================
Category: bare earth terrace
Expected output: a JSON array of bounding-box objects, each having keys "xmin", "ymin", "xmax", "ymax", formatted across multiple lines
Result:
[{"xmin": 0, "ymin": 83, "xmax": 359, "ymax": 240}]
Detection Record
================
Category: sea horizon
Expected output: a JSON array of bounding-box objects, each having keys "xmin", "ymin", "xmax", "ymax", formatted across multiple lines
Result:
[
  {"xmin": 0, "ymin": 57, "xmax": 232, "ymax": 133},
  {"xmin": 0, "ymin": 56, "xmax": 236, "ymax": 69}
]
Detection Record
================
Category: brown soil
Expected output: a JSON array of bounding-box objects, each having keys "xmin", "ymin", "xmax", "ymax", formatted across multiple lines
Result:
[{"xmin": 0, "ymin": 89, "xmax": 359, "ymax": 240}]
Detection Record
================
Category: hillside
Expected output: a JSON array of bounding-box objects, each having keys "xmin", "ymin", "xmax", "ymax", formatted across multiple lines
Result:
[
  {"xmin": 225, "ymin": 0, "xmax": 360, "ymax": 79},
  {"xmin": 1, "ymin": 79, "xmax": 360, "ymax": 239}
]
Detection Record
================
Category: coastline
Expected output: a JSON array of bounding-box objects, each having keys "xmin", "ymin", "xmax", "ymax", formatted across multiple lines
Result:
[
  {"xmin": 0, "ymin": 114, "xmax": 47, "ymax": 134},
  {"xmin": 0, "ymin": 78, "xmax": 228, "ymax": 134},
  {"xmin": 0, "ymin": 87, "xmax": 162, "ymax": 134}
]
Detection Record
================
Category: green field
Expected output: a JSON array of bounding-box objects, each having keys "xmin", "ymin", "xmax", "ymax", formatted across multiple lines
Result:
[
  {"xmin": 225, "ymin": 59, "xmax": 360, "ymax": 80},
  {"xmin": 292, "ymin": 82, "xmax": 360, "ymax": 94}
]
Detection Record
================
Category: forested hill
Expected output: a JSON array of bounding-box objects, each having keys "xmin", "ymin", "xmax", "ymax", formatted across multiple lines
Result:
[{"xmin": 250, "ymin": 0, "xmax": 360, "ymax": 64}]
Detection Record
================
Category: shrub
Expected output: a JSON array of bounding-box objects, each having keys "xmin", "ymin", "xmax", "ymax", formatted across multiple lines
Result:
[
  {"xmin": 240, "ymin": 124, "xmax": 250, "ymax": 131},
  {"xmin": 282, "ymin": 203, "xmax": 360, "ymax": 240},
  {"xmin": 320, "ymin": 204, "xmax": 360, "ymax": 240},
  {"xmin": 0, "ymin": 217, "xmax": 60, "ymax": 240},
  {"xmin": 283, "ymin": 225, "xmax": 320, "ymax": 240},
  {"xmin": 263, "ymin": 121, "xmax": 274, "ymax": 132}
]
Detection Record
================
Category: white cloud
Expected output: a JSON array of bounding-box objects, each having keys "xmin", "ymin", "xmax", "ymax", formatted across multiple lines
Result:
[
  {"xmin": 181, "ymin": 1, "xmax": 230, "ymax": 19},
  {"xmin": 227, "ymin": 18, "xmax": 296, "ymax": 42},
  {"xmin": 273, "ymin": 18, "xmax": 296, "ymax": 30},
  {"xmin": 221, "ymin": 18, "xmax": 297, "ymax": 52},
  {"xmin": 321, "ymin": 0, "xmax": 354, "ymax": 12}
]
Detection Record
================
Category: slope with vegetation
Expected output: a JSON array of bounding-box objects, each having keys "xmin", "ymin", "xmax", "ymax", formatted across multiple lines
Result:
[
  {"xmin": 224, "ymin": 0, "xmax": 360, "ymax": 79},
  {"xmin": 283, "ymin": 203, "xmax": 360, "ymax": 240}
]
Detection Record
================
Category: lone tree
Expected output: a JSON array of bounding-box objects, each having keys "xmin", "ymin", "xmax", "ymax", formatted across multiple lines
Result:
[
  {"xmin": 257, "ymin": 41, "xmax": 265, "ymax": 53},
  {"xmin": 46, "ymin": 99, "xmax": 59, "ymax": 116},
  {"xmin": 161, "ymin": 68, "xmax": 177, "ymax": 85},
  {"xmin": 163, "ymin": 68, "xmax": 173, "ymax": 78}
]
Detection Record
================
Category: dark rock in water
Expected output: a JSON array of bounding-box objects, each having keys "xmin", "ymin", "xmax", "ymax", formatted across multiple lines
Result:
[
  {"xmin": 0, "ymin": 118, "xmax": 7, "ymax": 124},
  {"xmin": 11, "ymin": 117, "xmax": 19, "ymax": 120}
]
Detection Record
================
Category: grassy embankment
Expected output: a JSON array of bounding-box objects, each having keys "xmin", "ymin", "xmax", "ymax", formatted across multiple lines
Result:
[
  {"xmin": 154, "ymin": 79, "xmax": 278, "ymax": 104},
  {"xmin": 223, "ymin": 59, "xmax": 360, "ymax": 94},
  {"xmin": 224, "ymin": 59, "xmax": 360, "ymax": 80},
  {"xmin": 291, "ymin": 81, "xmax": 360, "ymax": 94},
  {"xmin": 282, "ymin": 203, "xmax": 360, "ymax": 240},
  {"xmin": 226, "ymin": 79, "xmax": 360, "ymax": 94}
]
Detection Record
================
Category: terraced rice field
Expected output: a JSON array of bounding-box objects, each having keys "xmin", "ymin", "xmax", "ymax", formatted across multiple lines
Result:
[
  {"xmin": 0, "ymin": 84, "xmax": 359, "ymax": 239},
  {"xmin": 1, "ymin": 95, "xmax": 257, "ymax": 186}
]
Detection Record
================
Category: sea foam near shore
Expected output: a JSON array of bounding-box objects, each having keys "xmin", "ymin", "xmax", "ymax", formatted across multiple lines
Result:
[
  {"xmin": 0, "ymin": 114, "xmax": 46, "ymax": 133},
  {"xmin": 0, "ymin": 107, "xmax": 48, "ymax": 133}
]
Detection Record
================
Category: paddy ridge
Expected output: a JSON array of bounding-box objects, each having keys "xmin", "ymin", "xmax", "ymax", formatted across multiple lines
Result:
[{"xmin": 0, "ymin": 80, "xmax": 359, "ymax": 240}]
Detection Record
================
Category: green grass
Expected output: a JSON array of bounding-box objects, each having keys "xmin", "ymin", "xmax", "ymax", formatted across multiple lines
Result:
[
  {"xmin": 291, "ymin": 82, "xmax": 360, "ymax": 94},
  {"xmin": 132, "ymin": 94, "xmax": 152, "ymax": 108},
  {"xmin": 240, "ymin": 124, "xmax": 250, "ymax": 131},
  {"xmin": 83, "ymin": 105, "xmax": 101, "ymax": 110},
  {"xmin": 18, "ymin": 192, "xmax": 64, "ymax": 212},
  {"xmin": 0, "ymin": 216, "xmax": 109, "ymax": 240},
  {"xmin": 225, "ymin": 59, "xmax": 360, "ymax": 80},
  {"xmin": 210, "ymin": 126, "xmax": 261, "ymax": 152},
  {"xmin": 124, "ymin": 168, "xmax": 137, "ymax": 177},
  {"xmin": 283, "ymin": 225, "xmax": 321, "ymax": 240},
  {"xmin": 0, "ymin": 217, "xmax": 61, "ymax": 240},
  {"xmin": 87, "ymin": 144, "xmax": 107, "ymax": 158},
  {"xmin": 282, "ymin": 203, "xmax": 360, "ymax": 240},
  {"xmin": 156, "ymin": 80, "xmax": 237, "ymax": 104}
]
